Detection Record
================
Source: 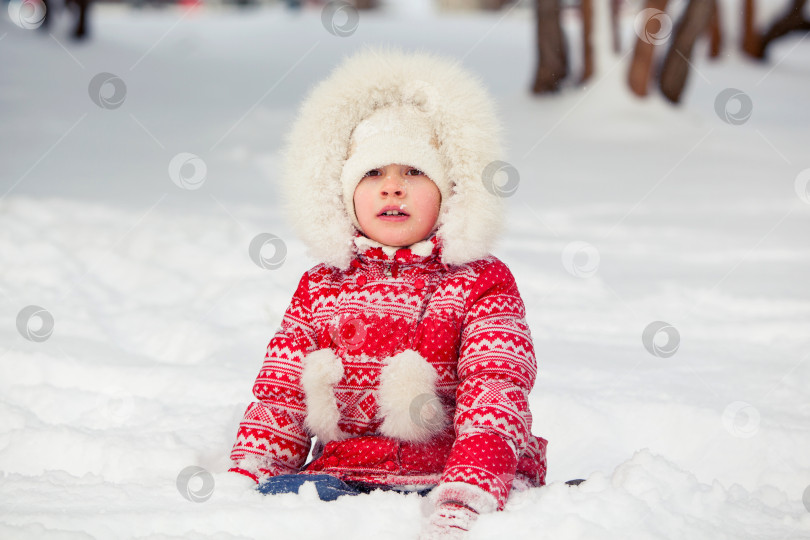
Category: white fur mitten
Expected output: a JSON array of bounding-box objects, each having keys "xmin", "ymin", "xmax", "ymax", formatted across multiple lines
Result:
[
  {"xmin": 419, "ymin": 501, "xmax": 478, "ymax": 539},
  {"xmin": 419, "ymin": 482, "xmax": 498, "ymax": 539}
]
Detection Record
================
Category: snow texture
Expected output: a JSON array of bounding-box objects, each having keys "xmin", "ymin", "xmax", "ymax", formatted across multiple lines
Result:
[{"xmin": 1, "ymin": 1, "xmax": 810, "ymax": 539}]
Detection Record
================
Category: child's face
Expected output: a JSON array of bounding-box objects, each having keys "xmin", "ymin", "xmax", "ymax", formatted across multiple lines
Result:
[{"xmin": 353, "ymin": 164, "xmax": 441, "ymax": 248}]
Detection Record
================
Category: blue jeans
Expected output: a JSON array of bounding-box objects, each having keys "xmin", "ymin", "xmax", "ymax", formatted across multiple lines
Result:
[
  {"xmin": 257, "ymin": 474, "xmax": 432, "ymax": 501},
  {"xmin": 257, "ymin": 474, "xmax": 360, "ymax": 501}
]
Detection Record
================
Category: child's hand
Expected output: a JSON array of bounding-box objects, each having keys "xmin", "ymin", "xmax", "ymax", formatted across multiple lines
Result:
[
  {"xmin": 420, "ymin": 481, "xmax": 498, "ymax": 538},
  {"xmin": 419, "ymin": 501, "xmax": 478, "ymax": 539}
]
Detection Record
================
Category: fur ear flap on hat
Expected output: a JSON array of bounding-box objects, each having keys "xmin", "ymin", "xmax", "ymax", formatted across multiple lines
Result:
[{"xmin": 280, "ymin": 47, "xmax": 506, "ymax": 270}]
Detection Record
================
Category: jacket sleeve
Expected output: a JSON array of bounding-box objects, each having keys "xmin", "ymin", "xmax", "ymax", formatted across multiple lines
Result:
[
  {"xmin": 434, "ymin": 259, "xmax": 537, "ymax": 511},
  {"xmin": 229, "ymin": 271, "xmax": 319, "ymax": 482}
]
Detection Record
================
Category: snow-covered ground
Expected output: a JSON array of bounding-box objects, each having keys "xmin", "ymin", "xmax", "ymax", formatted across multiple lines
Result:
[{"xmin": 2, "ymin": 1, "xmax": 809, "ymax": 538}]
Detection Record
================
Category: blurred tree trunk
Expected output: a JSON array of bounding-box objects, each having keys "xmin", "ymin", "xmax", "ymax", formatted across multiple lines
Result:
[
  {"xmin": 707, "ymin": 3, "xmax": 722, "ymax": 58},
  {"xmin": 741, "ymin": 0, "xmax": 763, "ymax": 57},
  {"xmin": 659, "ymin": 0, "xmax": 716, "ymax": 103},
  {"xmin": 757, "ymin": 0, "xmax": 810, "ymax": 59},
  {"xmin": 610, "ymin": 0, "xmax": 622, "ymax": 53},
  {"xmin": 579, "ymin": 0, "xmax": 621, "ymax": 84},
  {"xmin": 532, "ymin": 0, "xmax": 568, "ymax": 93},
  {"xmin": 581, "ymin": 0, "xmax": 594, "ymax": 83},
  {"xmin": 628, "ymin": 0, "xmax": 669, "ymax": 97}
]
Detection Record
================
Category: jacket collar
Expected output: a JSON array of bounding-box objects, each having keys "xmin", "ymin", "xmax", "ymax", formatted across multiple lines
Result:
[{"xmin": 351, "ymin": 231, "xmax": 444, "ymax": 267}]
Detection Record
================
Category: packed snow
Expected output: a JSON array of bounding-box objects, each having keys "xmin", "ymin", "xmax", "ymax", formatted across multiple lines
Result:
[{"xmin": 1, "ymin": 1, "xmax": 810, "ymax": 538}]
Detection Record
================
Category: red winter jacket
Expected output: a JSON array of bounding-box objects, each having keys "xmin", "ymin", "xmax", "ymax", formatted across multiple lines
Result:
[{"xmin": 230, "ymin": 233, "xmax": 547, "ymax": 510}]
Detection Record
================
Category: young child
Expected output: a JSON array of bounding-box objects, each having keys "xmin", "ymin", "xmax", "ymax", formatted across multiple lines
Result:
[{"xmin": 229, "ymin": 49, "xmax": 547, "ymax": 538}]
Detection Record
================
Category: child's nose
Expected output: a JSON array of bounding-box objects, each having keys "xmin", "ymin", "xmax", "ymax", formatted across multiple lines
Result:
[{"xmin": 380, "ymin": 171, "xmax": 406, "ymax": 197}]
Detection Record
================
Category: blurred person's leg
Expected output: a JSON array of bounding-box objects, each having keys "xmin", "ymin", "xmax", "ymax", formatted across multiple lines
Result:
[
  {"xmin": 71, "ymin": 0, "xmax": 90, "ymax": 40},
  {"xmin": 39, "ymin": 0, "xmax": 50, "ymax": 30}
]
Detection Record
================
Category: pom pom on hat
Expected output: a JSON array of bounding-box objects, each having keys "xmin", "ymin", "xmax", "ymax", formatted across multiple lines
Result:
[{"xmin": 340, "ymin": 104, "xmax": 452, "ymax": 230}]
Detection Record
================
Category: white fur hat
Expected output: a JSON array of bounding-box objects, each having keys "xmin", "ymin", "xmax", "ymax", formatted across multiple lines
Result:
[{"xmin": 280, "ymin": 48, "xmax": 505, "ymax": 270}]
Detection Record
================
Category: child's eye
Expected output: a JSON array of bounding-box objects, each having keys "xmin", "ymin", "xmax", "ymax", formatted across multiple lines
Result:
[
  {"xmin": 363, "ymin": 169, "xmax": 381, "ymax": 177},
  {"xmin": 406, "ymin": 168, "xmax": 424, "ymax": 176}
]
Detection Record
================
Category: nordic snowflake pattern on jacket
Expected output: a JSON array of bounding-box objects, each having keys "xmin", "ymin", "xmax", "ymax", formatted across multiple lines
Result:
[{"xmin": 230, "ymin": 233, "xmax": 547, "ymax": 510}]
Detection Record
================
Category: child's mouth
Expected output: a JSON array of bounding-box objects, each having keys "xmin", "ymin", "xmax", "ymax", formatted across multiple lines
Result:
[{"xmin": 378, "ymin": 208, "xmax": 409, "ymax": 221}]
